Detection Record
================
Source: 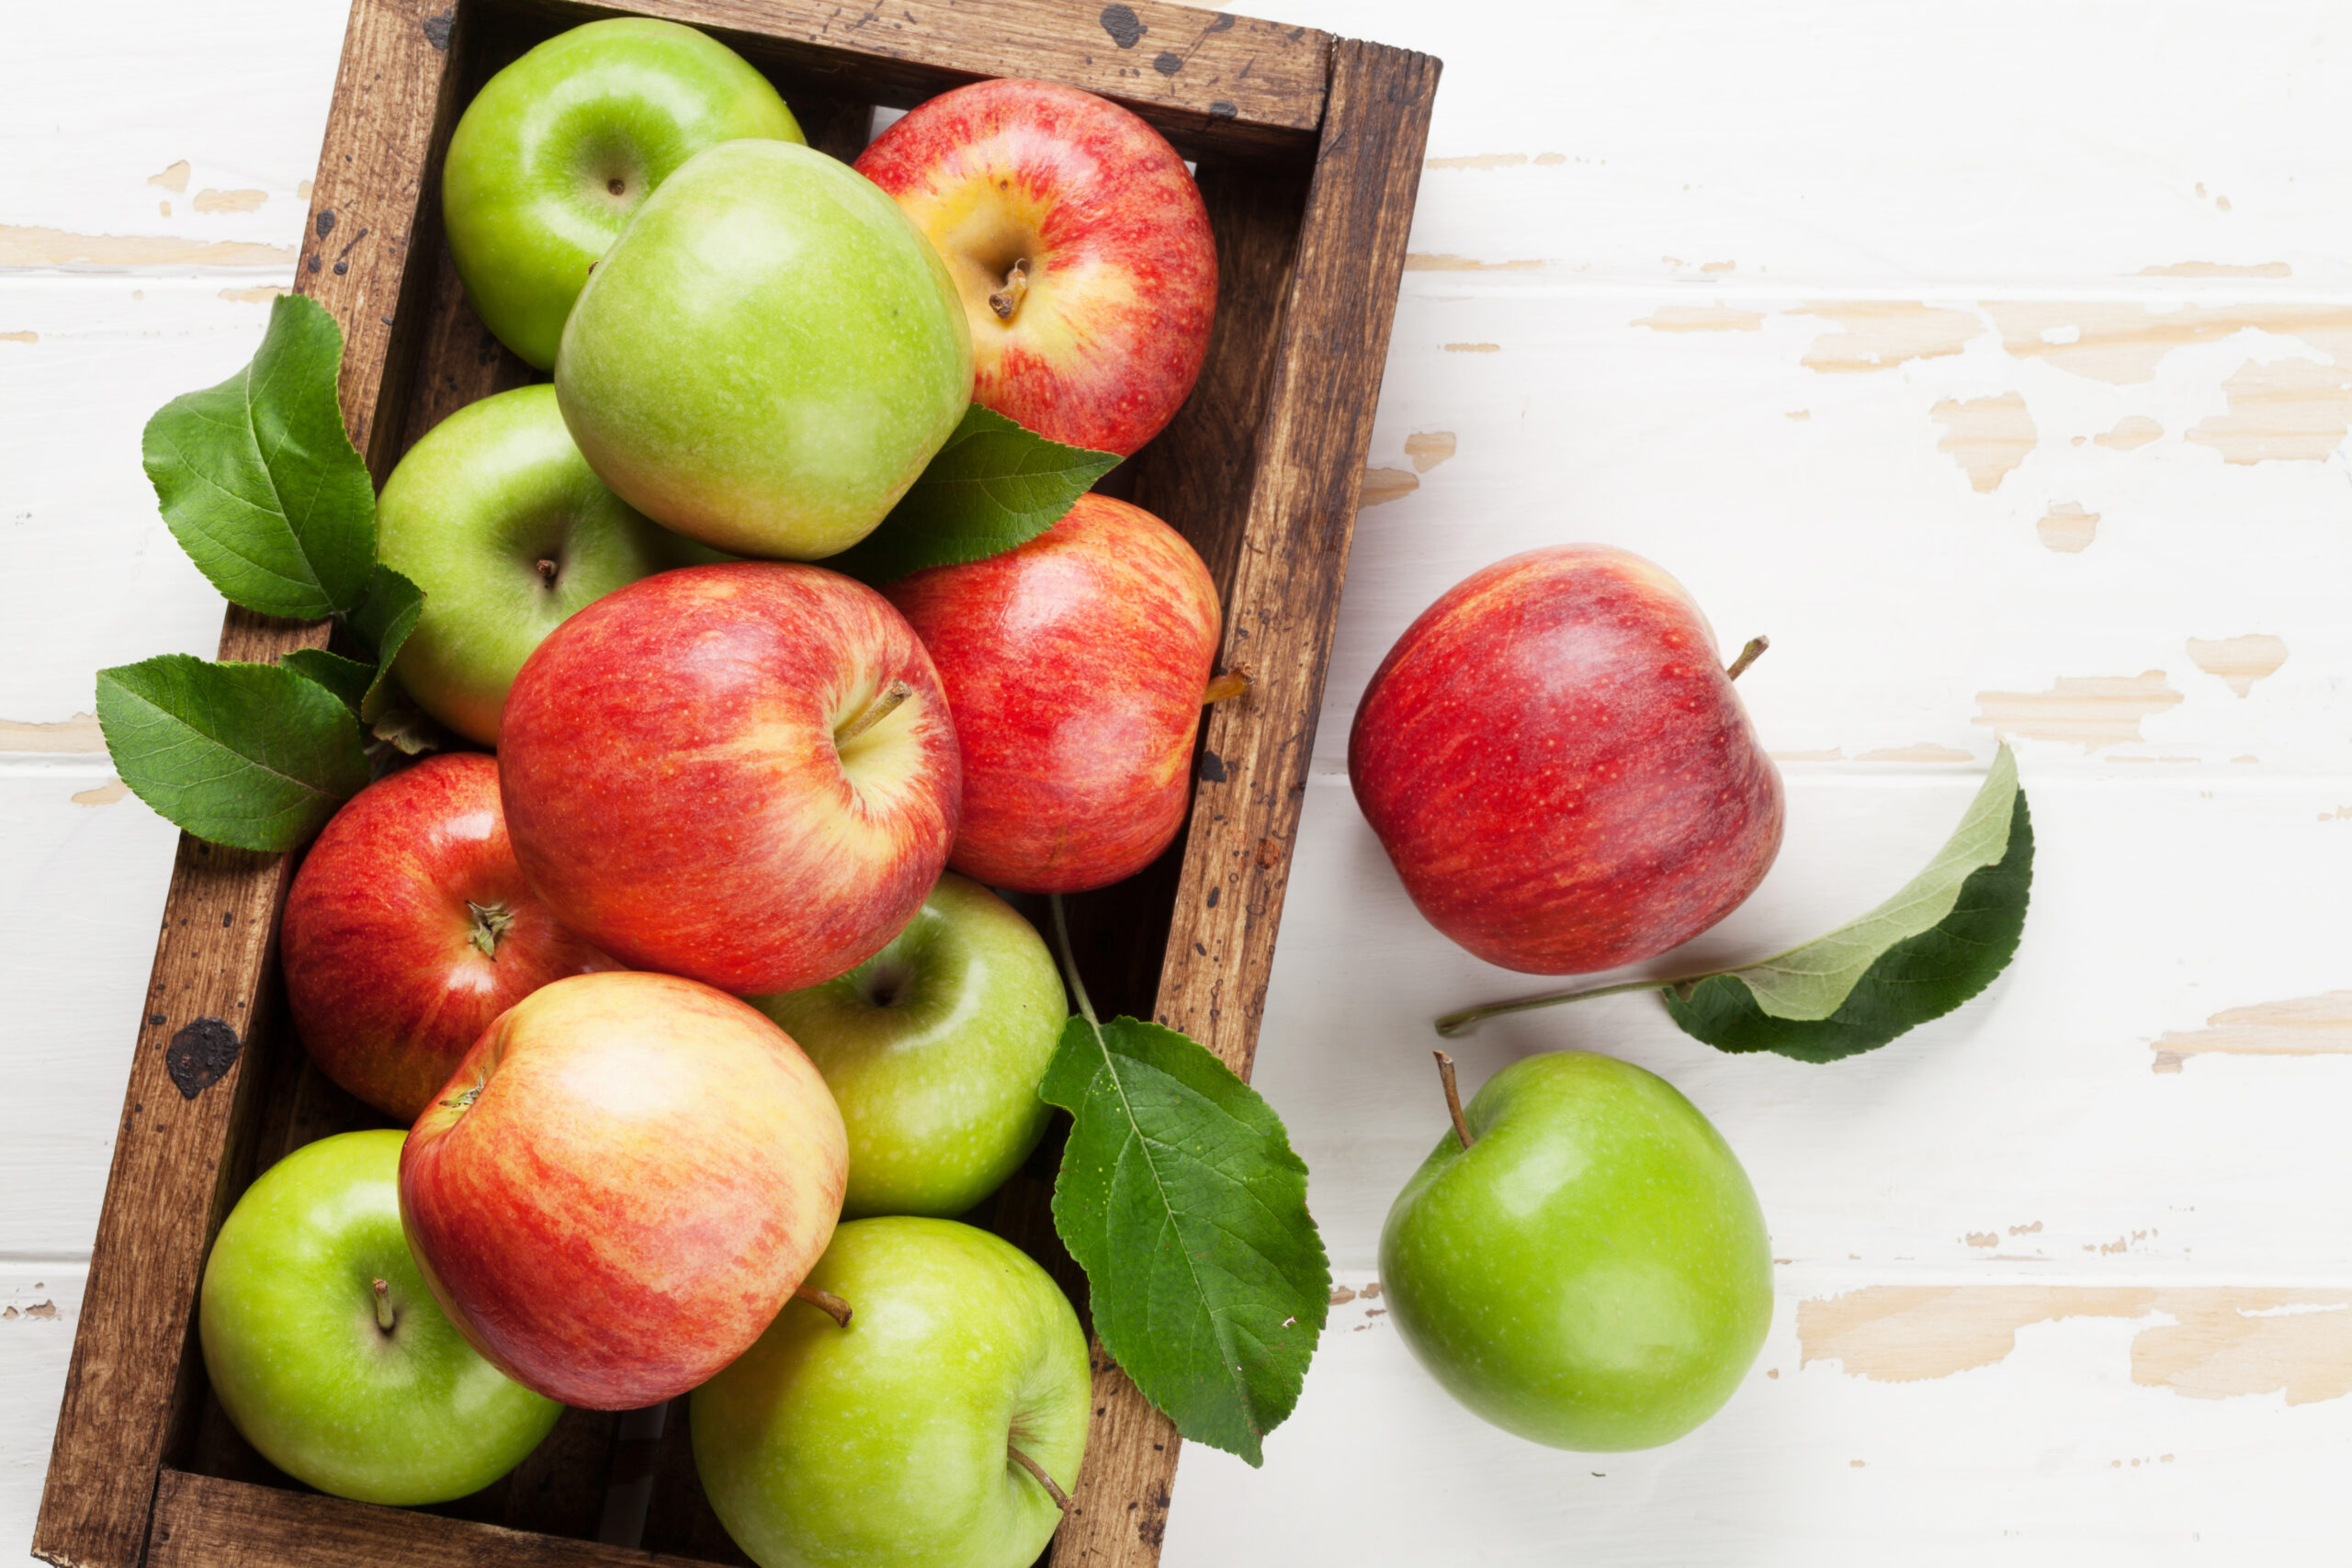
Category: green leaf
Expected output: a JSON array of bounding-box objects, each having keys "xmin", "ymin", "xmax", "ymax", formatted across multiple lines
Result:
[
  {"xmin": 344, "ymin": 565, "xmax": 424, "ymax": 722},
  {"xmin": 141, "ymin": 291, "xmax": 375, "ymax": 619},
  {"xmin": 277, "ymin": 649, "xmax": 374, "ymax": 715},
  {"xmin": 1662, "ymin": 749, "xmax": 2033, "ymax": 1062},
  {"xmin": 826, "ymin": 405, "xmax": 1119, "ymax": 583},
  {"xmin": 1040, "ymin": 1013, "xmax": 1330, "ymax": 1466},
  {"xmin": 96, "ymin": 654, "xmax": 371, "ymax": 852}
]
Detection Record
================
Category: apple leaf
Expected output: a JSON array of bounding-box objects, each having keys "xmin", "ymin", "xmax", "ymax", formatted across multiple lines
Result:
[
  {"xmin": 344, "ymin": 564, "xmax": 424, "ymax": 723},
  {"xmin": 826, "ymin": 405, "xmax": 1120, "ymax": 583},
  {"xmin": 277, "ymin": 649, "xmax": 374, "ymax": 715},
  {"xmin": 141, "ymin": 292, "xmax": 376, "ymax": 620},
  {"xmin": 1435, "ymin": 748, "xmax": 2033, "ymax": 1063},
  {"xmin": 96, "ymin": 654, "xmax": 371, "ymax": 852}
]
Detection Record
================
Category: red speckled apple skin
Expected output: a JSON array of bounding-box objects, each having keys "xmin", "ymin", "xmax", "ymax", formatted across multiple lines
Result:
[
  {"xmin": 887, "ymin": 493, "xmax": 1220, "ymax": 894},
  {"xmin": 1348, "ymin": 546, "xmax": 1785, "ymax": 976},
  {"xmin": 279, "ymin": 752, "xmax": 614, "ymax": 1123},
  {"xmin": 855, "ymin": 77, "xmax": 1216, "ymax": 457},
  {"xmin": 400, "ymin": 971, "xmax": 847, "ymax": 1410},
  {"xmin": 498, "ymin": 562, "xmax": 960, "ymax": 997}
]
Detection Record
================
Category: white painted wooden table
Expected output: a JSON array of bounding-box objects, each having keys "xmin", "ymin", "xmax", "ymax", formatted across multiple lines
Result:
[{"xmin": 7, "ymin": 2, "xmax": 2349, "ymax": 1561}]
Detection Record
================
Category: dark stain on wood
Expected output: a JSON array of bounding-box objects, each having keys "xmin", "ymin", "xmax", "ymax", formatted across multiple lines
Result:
[
  {"xmin": 424, "ymin": 8, "xmax": 455, "ymax": 48},
  {"xmin": 1100, "ymin": 4, "xmax": 1146, "ymax": 48},
  {"xmin": 164, "ymin": 1021, "xmax": 241, "ymax": 1100},
  {"xmin": 1196, "ymin": 749, "xmax": 1227, "ymax": 782}
]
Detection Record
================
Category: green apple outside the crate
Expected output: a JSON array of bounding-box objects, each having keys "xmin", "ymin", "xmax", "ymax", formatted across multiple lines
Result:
[
  {"xmin": 754, "ymin": 874, "xmax": 1065, "ymax": 1218},
  {"xmin": 199, "ymin": 1129, "xmax": 560, "ymax": 1504},
  {"xmin": 374, "ymin": 382, "xmax": 692, "ymax": 746},
  {"xmin": 442, "ymin": 17, "xmax": 804, "ymax": 368},
  {"xmin": 693, "ymin": 1216, "xmax": 1090, "ymax": 1568}
]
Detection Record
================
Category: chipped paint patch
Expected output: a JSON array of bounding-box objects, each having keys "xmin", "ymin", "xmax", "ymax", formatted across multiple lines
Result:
[
  {"xmin": 2136, "ymin": 261, "xmax": 2292, "ymax": 278},
  {"xmin": 1973, "ymin": 671, "xmax": 2182, "ymax": 749},
  {"xmin": 2, "ymin": 1301, "xmax": 61, "ymax": 1322},
  {"xmin": 1964, "ymin": 1232, "xmax": 1998, "ymax": 1247},
  {"xmin": 1360, "ymin": 468, "xmax": 1419, "ymax": 506},
  {"xmin": 1634, "ymin": 305, "xmax": 1764, "ymax": 333},
  {"xmin": 1700, "ymin": 260, "xmax": 1736, "ymax": 273},
  {"xmin": 1786, "ymin": 410, "xmax": 1811, "ymax": 421},
  {"xmin": 2037, "ymin": 502, "xmax": 2099, "ymax": 553},
  {"xmin": 2151, "ymin": 991, "xmax": 2352, "ymax": 1073},
  {"xmin": 192, "ymin": 188, "xmax": 267, "ymax": 214},
  {"xmin": 1404, "ymin": 254, "xmax": 1542, "ymax": 272},
  {"xmin": 0, "ymin": 712, "xmax": 104, "ymax": 752},
  {"xmin": 218, "ymin": 285, "xmax": 289, "ymax": 303},
  {"xmin": 1858, "ymin": 743, "xmax": 1973, "ymax": 762},
  {"xmin": 1533, "ymin": 152, "xmax": 1566, "ymax": 165},
  {"xmin": 0, "ymin": 224, "xmax": 296, "ymax": 269},
  {"xmin": 1425, "ymin": 152, "xmax": 1528, "ymax": 170},
  {"xmin": 1404, "ymin": 432, "xmax": 1455, "ymax": 472},
  {"xmin": 2010, "ymin": 1222, "xmax": 2043, "ymax": 1235},
  {"xmin": 0, "ymin": 330, "xmax": 36, "ymax": 344},
  {"xmin": 1444, "ymin": 343, "xmax": 1501, "ymax": 354},
  {"xmin": 71, "ymin": 779, "xmax": 128, "ymax": 807},
  {"xmin": 2186, "ymin": 634, "xmax": 2288, "ymax": 696},
  {"xmin": 2186, "ymin": 357, "xmax": 2352, "ymax": 463},
  {"xmin": 1932, "ymin": 393, "xmax": 2035, "ymax": 492},
  {"xmin": 146, "ymin": 160, "xmax": 189, "ymax": 193},
  {"xmin": 2095, "ymin": 416, "xmax": 2163, "ymax": 451},
  {"xmin": 1793, "ymin": 301, "xmax": 1981, "ymax": 374},
  {"xmin": 1984, "ymin": 301, "xmax": 2352, "ymax": 385}
]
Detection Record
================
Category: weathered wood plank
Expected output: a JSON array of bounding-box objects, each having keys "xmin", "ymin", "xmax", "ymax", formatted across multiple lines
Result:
[
  {"xmin": 1045, "ymin": 37, "xmax": 1440, "ymax": 1568},
  {"xmin": 30, "ymin": 4, "xmax": 465, "ymax": 1564}
]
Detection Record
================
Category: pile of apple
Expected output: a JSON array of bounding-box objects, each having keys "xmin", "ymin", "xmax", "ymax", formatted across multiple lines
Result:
[{"xmin": 199, "ymin": 19, "xmax": 1221, "ymax": 1566}]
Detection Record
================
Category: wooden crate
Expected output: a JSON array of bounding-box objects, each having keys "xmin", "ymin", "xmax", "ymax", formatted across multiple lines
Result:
[{"xmin": 31, "ymin": 1, "xmax": 1436, "ymax": 1564}]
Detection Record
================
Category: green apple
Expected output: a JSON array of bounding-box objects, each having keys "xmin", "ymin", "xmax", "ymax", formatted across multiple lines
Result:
[
  {"xmin": 199, "ymin": 1129, "xmax": 561, "ymax": 1504},
  {"xmin": 443, "ymin": 17, "xmax": 804, "ymax": 368},
  {"xmin": 693, "ymin": 1216, "xmax": 1089, "ymax": 1568},
  {"xmin": 1380, "ymin": 1051, "xmax": 1772, "ymax": 1450},
  {"xmin": 376, "ymin": 382, "xmax": 688, "ymax": 745},
  {"xmin": 555, "ymin": 139, "xmax": 973, "ymax": 560},
  {"xmin": 753, "ymin": 874, "xmax": 1065, "ymax": 1219}
]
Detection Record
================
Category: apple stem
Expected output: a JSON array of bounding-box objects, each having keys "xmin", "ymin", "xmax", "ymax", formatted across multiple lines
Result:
[
  {"xmin": 837, "ymin": 679, "xmax": 913, "ymax": 746},
  {"xmin": 371, "ymin": 1278, "xmax": 395, "ymax": 1334},
  {"xmin": 1432, "ymin": 978, "xmax": 1675, "ymax": 1040},
  {"xmin": 1432, "ymin": 1051, "xmax": 1475, "ymax": 1150},
  {"xmin": 1007, "ymin": 1442, "xmax": 1071, "ymax": 1512},
  {"xmin": 793, "ymin": 1284, "xmax": 853, "ymax": 1328},
  {"xmin": 1047, "ymin": 895, "xmax": 1100, "ymax": 1029},
  {"xmin": 536, "ymin": 558, "xmax": 560, "ymax": 586},
  {"xmin": 988, "ymin": 258, "xmax": 1031, "ymax": 322},
  {"xmin": 1724, "ymin": 636, "xmax": 1769, "ymax": 682},
  {"xmin": 466, "ymin": 900, "xmax": 514, "ymax": 960},
  {"xmin": 1202, "ymin": 669, "xmax": 1253, "ymax": 705}
]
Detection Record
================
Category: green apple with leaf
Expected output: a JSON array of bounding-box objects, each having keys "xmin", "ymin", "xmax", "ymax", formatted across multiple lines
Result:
[
  {"xmin": 555, "ymin": 138, "xmax": 973, "ymax": 560},
  {"xmin": 693, "ymin": 1216, "xmax": 1089, "ymax": 1568},
  {"xmin": 199, "ymin": 1129, "xmax": 561, "ymax": 1503},
  {"xmin": 754, "ymin": 874, "xmax": 1065, "ymax": 1219},
  {"xmin": 375, "ymin": 383, "xmax": 695, "ymax": 746},
  {"xmin": 1381, "ymin": 1051, "xmax": 1771, "ymax": 1450},
  {"xmin": 443, "ymin": 17, "xmax": 804, "ymax": 368}
]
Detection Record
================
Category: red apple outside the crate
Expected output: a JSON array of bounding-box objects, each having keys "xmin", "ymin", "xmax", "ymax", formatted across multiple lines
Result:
[
  {"xmin": 398, "ymin": 970, "xmax": 849, "ymax": 1409},
  {"xmin": 497, "ymin": 562, "xmax": 960, "ymax": 997},
  {"xmin": 1348, "ymin": 546, "xmax": 1784, "ymax": 975},
  {"xmin": 854, "ymin": 77, "xmax": 1216, "ymax": 457},
  {"xmin": 279, "ymin": 752, "xmax": 613, "ymax": 1123},
  {"xmin": 885, "ymin": 492, "xmax": 1220, "ymax": 895}
]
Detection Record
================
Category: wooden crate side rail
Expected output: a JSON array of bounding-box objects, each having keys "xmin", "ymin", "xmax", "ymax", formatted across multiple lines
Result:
[
  {"xmin": 1047, "ymin": 35, "xmax": 1441, "ymax": 1568},
  {"xmin": 31, "ymin": 3, "xmax": 465, "ymax": 1564}
]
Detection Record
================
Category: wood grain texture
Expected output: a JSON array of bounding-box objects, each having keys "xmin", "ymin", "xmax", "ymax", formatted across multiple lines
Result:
[
  {"xmin": 1046, "ymin": 38, "xmax": 1440, "ymax": 1568},
  {"xmin": 29, "ymin": 4, "xmax": 461, "ymax": 1564}
]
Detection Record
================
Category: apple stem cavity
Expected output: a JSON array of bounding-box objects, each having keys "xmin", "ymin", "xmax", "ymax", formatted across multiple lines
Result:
[
  {"xmin": 1007, "ymin": 1442, "xmax": 1071, "ymax": 1513},
  {"xmin": 466, "ymin": 899, "xmax": 515, "ymax": 960},
  {"xmin": 1202, "ymin": 669, "xmax": 1253, "ymax": 705},
  {"xmin": 535, "ymin": 557, "xmax": 560, "ymax": 586},
  {"xmin": 371, "ymin": 1278, "xmax": 395, "ymax": 1334},
  {"xmin": 1432, "ymin": 977, "xmax": 1674, "ymax": 1040},
  {"xmin": 1724, "ymin": 636, "xmax": 1770, "ymax": 682},
  {"xmin": 988, "ymin": 258, "xmax": 1031, "ymax": 322},
  {"xmin": 1432, "ymin": 1050, "xmax": 1475, "ymax": 1150},
  {"xmin": 837, "ymin": 679, "xmax": 914, "ymax": 747},
  {"xmin": 1047, "ymin": 894, "xmax": 1100, "ymax": 1029},
  {"xmin": 793, "ymin": 1284, "xmax": 854, "ymax": 1329}
]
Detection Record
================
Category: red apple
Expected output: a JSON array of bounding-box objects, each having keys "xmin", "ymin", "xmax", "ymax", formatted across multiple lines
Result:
[
  {"xmin": 498, "ymin": 562, "xmax": 960, "ymax": 996},
  {"xmin": 885, "ymin": 492, "xmax": 1219, "ymax": 894},
  {"xmin": 399, "ymin": 970, "xmax": 848, "ymax": 1409},
  {"xmin": 1349, "ymin": 546, "xmax": 1784, "ymax": 975},
  {"xmin": 854, "ymin": 77, "xmax": 1216, "ymax": 457},
  {"xmin": 279, "ymin": 753, "xmax": 613, "ymax": 1122}
]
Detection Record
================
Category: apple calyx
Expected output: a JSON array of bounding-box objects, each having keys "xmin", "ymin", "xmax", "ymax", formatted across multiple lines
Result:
[
  {"xmin": 792, "ymin": 1283, "xmax": 854, "ymax": 1328},
  {"xmin": 1202, "ymin": 668, "xmax": 1253, "ymax": 706},
  {"xmin": 371, "ymin": 1277, "xmax": 396, "ymax": 1334},
  {"xmin": 1431, "ymin": 1050, "xmax": 1475, "ymax": 1150},
  {"xmin": 465, "ymin": 899, "xmax": 516, "ymax": 960},
  {"xmin": 1006, "ymin": 1441, "xmax": 1071, "ymax": 1513},
  {"xmin": 1724, "ymin": 636, "xmax": 1769, "ymax": 682},
  {"xmin": 837, "ymin": 678, "xmax": 914, "ymax": 748},
  {"xmin": 987, "ymin": 258, "xmax": 1031, "ymax": 322}
]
